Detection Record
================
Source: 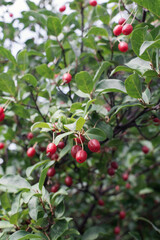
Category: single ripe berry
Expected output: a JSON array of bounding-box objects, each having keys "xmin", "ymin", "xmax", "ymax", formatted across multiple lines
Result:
[
  {"xmin": 153, "ymin": 117, "xmax": 160, "ymax": 123},
  {"xmin": 122, "ymin": 172, "xmax": 129, "ymax": 181},
  {"xmin": 111, "ymin": 161, "xmax": 118, "ymax": 170},
  {"xmin": 59, "ymin": 5, "xmax": 66, "ymax": 12},
  {"xmin": 113, "ymin": 25, "xmax": 122, "ymax": 36},
  {"xmin": 0, "ymin": 107, "xmax": 4, "ymax": 115},
  {"xmin": 108, "ymin": 167, "xmax": 115, "ymax": 176},
  {"xmin": 9, "ymin": 13, "xmax": 13, "ymax": 17},
  {"xmin": 65, "ymin": 176, "xmax": 73, "ymax": 187},
  {"xmin": 62, "ymin": 73, "xmax": 72, "ymax": 83},
  {"xmin": 27, "ymin": 147, "xmax": 36, "ymax": 158},
  {"xmin": 57, "ymin": 141, "xmax": 65, "ymax": 149},
  {"xmin": 71, "ymin": 145, "xmax": 82, "ymax": 159},
  {"xmin": 114, "ymin": 226, "xmax": 120, "ymax": 235},
  {"xmin": 76, "ymin": 150, "xmax": 87, "ymax": 163},
  {"xmin": 119, "ymin": 211, "xmax": 126, "ymax": 219},
  {"xmin": 118, "ymin": 17, "xmax": 126, "ymax": 25},
  {"xmin": 74, "ymin": 135, "xmax": 85, "ymax": 144},
  {"xmin": 88, "ymin": 139, "xmax": 100, "ymax": 152},
  {"xmin": 47, "ymin": 167, "xmax": 56, "ymax": 177},
  {"xmin": 0, "ymin": 113, "xmax": 5, "ymax": 122},
  {"xmin": 89, "ymin": 0, "xmax": 97, "ymax": 6},
  {"xmin": 51, "ymin": 183, "xmax": 60, "ymax": 193},
  {"xmin": 122, "ymin": 24, "xmax": 133, "ymax": 35},
  {"xmin": 27, "ymin": 132, "xmax": 34, "ymax": 140},
  {"xmin": 0, "ymin": 143, "xmax": 4, "ymax": 149},
  {"xmin": 118, "ymin": 42, "xmax": 128, "ymax": 52},
  {"xmin": 126, "ymin": 183, "xmax": 131, "ymax": 189},
  {"xmin": 98, "ymin": 199, "xmax": 104, "ymax": 206},
  {"xmin": 115, "ymin": 185, "xmax": 120, "ymax": 191},
  {"xmin": 50, "ymin": 153, "xmax": 59, "ymax": 161},
  {"xmin": 142, "ymin": 146, "xmax": 149, "ymax": 154},
  {"xmin": 52, "ymin": 123, "xmax": 57, "ymax": 132},
  {"xmin": 46, "ymin": 143, "xmax": 57, "ymax": 155}
]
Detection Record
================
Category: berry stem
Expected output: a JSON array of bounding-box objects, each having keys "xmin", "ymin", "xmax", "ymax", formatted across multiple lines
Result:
[
  {"xmin": 33, "ymin": 142, "xmax": 38, "ymax": 149},
  {"xmin": 131, "ymin": 10, "xmax": 138, "ymax": 24},
  {"xmin": 79, "ymin": 132, "xmax": 84, "ymax": 150},
  {"xmin": 4, "ymin": 100, "xmax": 11, "ymax": 111},
  {"xmin": 122, "ymin": 9, "xmax": 135, "ymax": 26}
]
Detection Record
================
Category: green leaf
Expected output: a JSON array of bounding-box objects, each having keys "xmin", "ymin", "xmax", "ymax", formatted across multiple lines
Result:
[
  {"xmin": 47, "ymin": 16, "xmax": 62, "ymax": 36},
  {"xmin": 128, "ymin": 232, "xmax": 141, "ymax": 240},
  {"xmin": 64, "ymin": 117, "xmax": 85, "ymax": 131},
  {"xmin": 133, "ymin": 0, "xmax": 160, "ymax": 17},
  {"xmin": 54, "ymin": 131, "xmax": 74, "ymax": 146},
  {"xmin": 0, "ymin": 46, "xmax": 16, "ymax": 65},
  {"xmin": 93, "ymin": 61, "xmax": 112, "ymax": 84},
  {"xmin": 9, "ymin": 230, "xmax": 42, "ymax": 240},
  {"xmin": 36, "ymin": 64, "xmax": 54, "ymax": 79},
  {"xmin": 131, "ymin": 26, "xmax": 152, "ymax": 61},
  {"xmin": 83, "ymin": 36, "xmax": 97, "ymax": 50},
  {"xmin": 0, "ymin": 175, "xmax": 31, "ymax": 193},
  {"xmin": 12, "ymin": 105, "xmax": 30, "ymax": 119},
  {"xmin": 142, "ymin": 87, "xmax": 151, "ymax": 104},
  {"xmin": 1, "ymin": 192, "xmax": 11, "ymax": 210},
  {"xmin": 86, "ymin": 128, "xmax": 106, "ymax": 141},
  {"xmin": 138, "ymin": 217, "xmax": 160, "ymax": 234},
  {"xmin": 31, "ymin": 122, "xmax": 52, "ymax": 132},
  {"xmin": 0, "ymin": 73, "xmax": 16, "ymax": 96},
  {"xmin": 50, "ymin": 219, "xmax": 68, "ymax": 240},
  {"xmin": 125, "ymin": 73, "xmax": 142, "ymax": 99},
  {"xmin": 140, "ymin": 39, "xmax": 160, "ymax": 56},
  {"xmin": 139, "ymin": 188, "xmax": 153, "ymax": 195},
  {"xmin": 21, "ymin": 74, "xmax": 37, "ymax": 87},
  {"xmin": 75, "ymin": 71, "xmax": 93, "ymax": 94},
  {"xmin": 125, "ymin": 57, "xmax": 152, "ymax": 75},
  {"xmin": 0, "ymin": 221, "xmax": 14, "ymax": 229},
  {"xmin": 62, "ymin": 12, "xmax": 78, "ymax": 27},
  {"xmin": 26, "ymin": 160, "xmax": 50, "ymax": 178},
  {"xmin": 59, "ymin": 143, "xmax": 71, "ymax": 160},
  {"xmin": 17, "ymin": 50, "xmax": 29, "ymax": 71},
  {"xmin": 87, "ymin": 27, "xmax": 108, "ymax": 37},
  {"xmin": 111, "ymin": 66, "xmax": 133, "ymax": 76},
  {"xmin": 28, "ymin": 196, "xmax": 38, "ymax": 221},
  {"xmin": 39, "ymin": 161, "xmax": 55, "ymax": 191},
  {"xmin": 82, "ymin": 226, "xmax": 106, "ymax": 240},
  {"xmin": 55, "ymin": 201, "xmax": 65, "ymax": 218},
  {"xmin": 24, "ymin": 10, "xmax": 46, "ymax": 26},
  {"xmin": 96, "ymin": 79, "xmax": 127, "ymax": 94}
]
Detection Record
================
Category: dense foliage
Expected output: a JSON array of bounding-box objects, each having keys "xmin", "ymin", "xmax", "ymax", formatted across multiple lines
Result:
[{"xmin": 0, "ymin": 0, "xmax": 160, "ymax": 239}]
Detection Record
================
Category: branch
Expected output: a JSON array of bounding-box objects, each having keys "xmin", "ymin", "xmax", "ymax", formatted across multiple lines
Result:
[
  {"xmin": 121, "ymin": 0, "xmax": 142, "ymax": 22},
  {"xmin": 80, "ymin": 3, "xmax": 84, "ymax": 54}
]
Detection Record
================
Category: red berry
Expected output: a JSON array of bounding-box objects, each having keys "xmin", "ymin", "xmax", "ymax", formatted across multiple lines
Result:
[
  {"xmin": 98, "ymin": 199, "xmax": 104, "ymax": 206},
  {"xmin": 46, "ymin": 143, "xmax": 57, "ymax": 155},
  {"xmin": 52, "ymin": 123, "xmax": 58, "ymax": 132},
  {"xmin": 113, "ymin": 25, "xmax": 122, "ymax": 36},
  {"xmin": 142, "ymin": 146, "xmax": 149, "ymax": 154},
  {"xmin": 59, "ymin": 5, "xmax": 66, "ymax": 12},
  {"xmin": 65, "ymin": 176, "xmax": 73, "ymax": 187},
  {"xmin": 88, "ymin": 139, "xmax": 100, "ymax": 152},
  {"xmin": 122, "ymin": 24, "xmax": 133, "ymax": 35},
  {"xmin": 76, "ymin": 150, "xmax": 87, "ymax": 163},
  {"xmin": 89, "ymin": 0, "xmax": 97, "ymax": 6},
  {"xmin": 74, "ymin": 135, "xmax": 85, "ymax": 144},
  {"xmin": 153, "ymin": 118, "xmax": 160, "ymax": 123},
  {"xmin": 119, "ymin": 211, "xmax": 126, "ymax": 219},
  {"xmin": 114, "ymin": 226, "xmax": 120, "ymax": 235},
  {"xmin": 0, "ymin": 107, "xmax": 4, "ymax": 115},
  {"xmin": 118, "ymin": 17, "xmax": 126, "ymax": 25},
  {"xmin": 39, "ymin": 146, "xmax": 46, "ymax": 152},
  {"xmin": 62, "ymin": 73, "xmax": 72, "ymax": 83},
  {"xmin": 57, "ymin": 141, "xmax": 65, "ymax": 149},
  {"xmin": 71, "ymin": 145, "xmax": 82, "ymax": 159},
  {"xmin": 115, "ymin": 185, "xmax": 120, "ymax": 191},
  {"xmin": 9, "ymin": 13, "xmax": 13, "ymax": 17},
  {"xmin": 50, "ymin": 153, "xmax": 59, "ymax": 161},
  {"xmin": 27, "ymin": 147, "xmax": 36, "ymax": 157},
  {"xmin": 27, "ymin": 132, "xmax": 34, "ymax": 140},
  {"xmin": 51, "ymin": 184, "xmax": 60, "ymax": 193},
  {"xmin": 108, "ymin": 167, "xmax": 115, "ymax": 176},
  {"xmin": 118, "ymin": 42, "xmax": 128, "ymax": 52},
  {"xmin": 0, "ymin": 113, "xmax": 5, "ymax": 122},
  {"xmin": 111, "ymin": 161, "xmax": 118, "ymax": 170},
  {"xmin": 47, "ymin": 167, "xmax": 56, "ymax": 177},
  {"xmin": 122, "ymin": 172, "xmax": 129, "ymax": 181},
  {"xmin": 0, "ymin": 143, "xmax": 4, "ymax": 149},
  {"xmin": 126, "ymin": 183, "xmax": 131, "ymax": 189}
]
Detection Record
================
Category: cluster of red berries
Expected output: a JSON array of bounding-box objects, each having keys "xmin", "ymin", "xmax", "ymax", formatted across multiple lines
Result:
[
  {"xmin": 0, "ymin": 107, "xmax": 5, "ymax": 122},
  {"xmin": 108, "ymin": 161, "xmax": 118, "ymax": 176},
  {"xmin": 71, "ymin": 136, "xmax": 100, "ymax": 163},
  {"xmin": 113, "ymin": 17, "xmax": 133, "ymax": 52}
]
